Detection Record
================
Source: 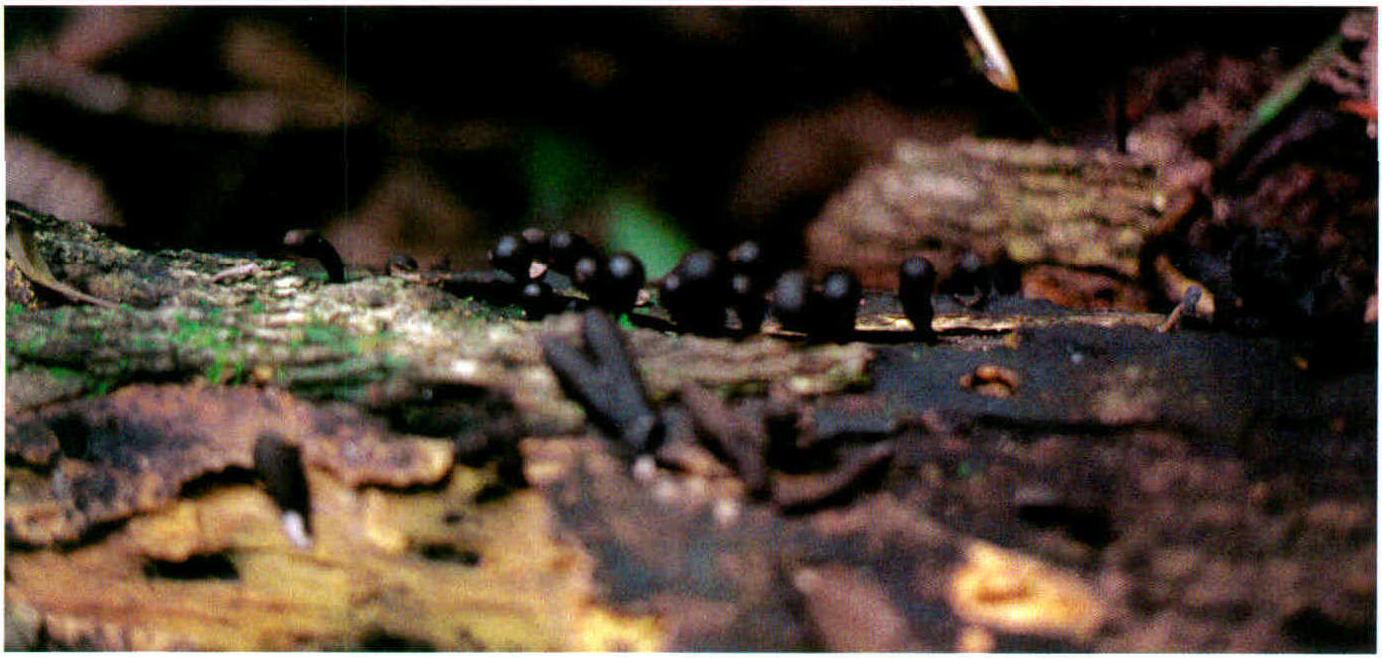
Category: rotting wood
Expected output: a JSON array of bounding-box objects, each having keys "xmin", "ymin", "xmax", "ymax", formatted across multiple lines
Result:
[
  {"xmin": 806, "ymin": 138, "xmax": 1163, "ymax": 306},
  {"xmin": 4, "ymin": 199, "xmax": 1375, "ymax": 652}
]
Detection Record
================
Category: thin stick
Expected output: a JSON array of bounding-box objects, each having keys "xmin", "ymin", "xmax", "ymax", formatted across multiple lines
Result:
[{"xmin": 961, "ymin": 6, "xmax": 1019, "ymax": 94}]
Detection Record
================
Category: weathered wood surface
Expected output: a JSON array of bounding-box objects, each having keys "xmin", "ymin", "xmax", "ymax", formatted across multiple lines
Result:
[
  {"xmin": 807, "ymin": 138, "xmax": 1163, "ymax": 307},
  {"xmin": 5, "ymin": 193, "xmax": 1375, "ymax": 651}
]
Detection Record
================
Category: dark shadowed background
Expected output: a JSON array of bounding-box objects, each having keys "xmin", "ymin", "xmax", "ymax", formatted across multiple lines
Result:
[{"xmin": 4, "ymin": 6, "xmax": 1359, "ymax": 278}]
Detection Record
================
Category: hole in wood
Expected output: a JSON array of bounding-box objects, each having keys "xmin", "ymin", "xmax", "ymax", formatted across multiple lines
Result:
[
  {"xmin": 418, "ymin": 543, "xmax": 481, "ymax": 566},
  {"xmin": 142, "ymin": 552, "xmax": 239, "ymax": 581}
]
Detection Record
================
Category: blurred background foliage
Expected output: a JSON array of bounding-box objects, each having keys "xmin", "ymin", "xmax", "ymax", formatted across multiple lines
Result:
[{"xmin": 4, "ymin": 6, "xmax": 1356, "ymax": 276}]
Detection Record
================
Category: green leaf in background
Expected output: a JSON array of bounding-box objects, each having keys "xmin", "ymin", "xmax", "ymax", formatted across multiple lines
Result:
[
  {"xmin": 524, "ymin": 128, "xmax": 696, "ymax": 279},
  {"xmin": 604, "ymin": 189, "xmax": 694, "ymax": 280}
]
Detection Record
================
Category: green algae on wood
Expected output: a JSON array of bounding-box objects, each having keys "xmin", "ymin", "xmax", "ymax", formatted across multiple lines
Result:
[{"xmin": 3, "ymin": 203, "xmax": 873, "ymax": 434}]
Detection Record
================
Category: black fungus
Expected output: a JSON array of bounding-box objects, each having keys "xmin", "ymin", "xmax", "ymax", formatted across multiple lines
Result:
[
  {"xmin": 572, "ymin": 254, "xmax": 606, "ymax": 293},
  {"xmin": 729, "ymin": 272, "xmax": 767, "ymax": 334},
  {"xmin": 253, "ymin": 433, "xmax": 311, "ymax": 534},
  {"xmin": 679, "ymin": 249, "xmax": 723, "ymax": 288},
  {"xmin": 659, "ymin": 270, "xmax": 687, "ymax": 317},
  {"xmin": 727, "ymin": 240, "xmax": 770, "ymax": 333},
  {"xmin": 593, "ymin": 251, "xmax": 646, "ymax": 315},
  {"xmin": 386, "ymin": 254, "xmax": 419, "ymax": 276},
  {"xmin": 898, "ymin": 255, "xmax": 938, "ymax": 338},
  {"xmin": 945, "ymin": 251, "xmax": 989, "ymax": 301},
  {"xmin": 540, "ymin": 309, "xmax": 664, "ymax": 454},
  {"xmin": 547, "ymin": 230, "xmax": 595, "ymax": 275},
  {"xmin": 991, "ymin": 250, "xmax": 1023, "ymax": 296},
  {"xmin": 489, "ymin": 234, "xmax": 534, "ymax": 281},
  {"xmin": 946, "ymin": 251, "xmax": 990, "ymax": 307},
  {"xmin": 283, "ymin": 229, "xmax": 346, "ymax": 284},
  {"xmin": 662, "ymin": 250, "xmax": 729, "ymax": 335},
  {"xmin": 520, "ymin": 227, "xmax": 550, "ymax": 262},
  {"xmin": 519, "ymin": 279, "xmax": 555, "ymax": 320},
  {"xmin": 727, "ymin": 240, "xmax": 767, "ymax": 280},
  {"xmin": 771, "ymin": 270, "xmax": 813, "ymax": 333},
  {"xmin": 815, "ymin": 269, "xmax": 862, "ymax": 339}
]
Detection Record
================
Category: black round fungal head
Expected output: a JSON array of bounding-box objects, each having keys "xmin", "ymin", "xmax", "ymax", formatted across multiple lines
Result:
[
  {"xmin": 572, "ymin": 254, "xmax": 606, "ymax": 293},
  {"xmin": 899, "ymin": 255, "xmax": 937, "ymax": 337},
  {"xmin": 520, "ymin": 227, "xmax": 549, "ymax": 261},
  {"xmin": 956, "ymin": 251, "xmax": 986, "ymax": 284},
  {"xmin": 820, "ymin": 269, "xmax": 861, "ymax": 305},
  {"xmin": 489, "ymin": 234, "xmax": 533, "ymax": 280},
  {"xmin": 596, "ymin": 251, "xmax": 646, "ymax": 314},
  {"xmin": 816, "ymin": 269, "xmax": 862, "ymax": 338},
  {"xmin": 679, "ymin": 250, "xmax": 722, "ymax": 285},
  {"xmin": 727, "ymin": 240, "xmax": 767, "ymax": 279},
  {"xmin": 387, "ymin": 253, "xmax": 419, "ymax": 276},
  {"xmin": 730, "ymin": 272, "xmax": 754, "ymax": 297},
  {"xmin": 519, "ymin": 279, "xmax": 555, "ymax": 320},
  {"xmin": 663, "ymin": 250, "xmax": 728, "ymax": 335},
  {"xmin": 658, "ymin": 271, "xmax": 697, "ymax": 329},
  {"xmin": 730, "ymin": 272, "xmax": 767, "ymax": 334},
  {"xmin": 607, "ymin": 252, "xmax": 645, "ymax": 288},
  {"xmin": 899, "ymin": 255, "xmax": 937, "ymax": 288},
  {"xmin": 990, "ymin": 250, "xmax": 1023, "ymax": 296},
  {"xmin": 659, "ymin": 271, "xmax": 685, "ymax": 308},
  {"xmin": 946, "ymin": 251, "xmax": 990, "ymax": 306},
  {"xmin": 771, "ymin": 270, "xmax": 813, "ymax": 332},
  {"xmin": 283, "ymin": 229, "xmax": 346, "ymax": 283},
  {"xmin": 547, "ymin": 230, "xmax": 594, "ymax": 274}
]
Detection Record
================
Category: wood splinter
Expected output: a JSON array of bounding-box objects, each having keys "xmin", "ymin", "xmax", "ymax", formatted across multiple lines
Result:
[{"xmin": 209, "ymin": 262, "xmax": 260, "ymax": 284}]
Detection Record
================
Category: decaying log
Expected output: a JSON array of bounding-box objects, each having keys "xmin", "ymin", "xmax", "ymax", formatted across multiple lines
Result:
[
  {"xmin": 807, "ymin": 138, "xmax": 1164, "ymax": 307},
  {"xmin": 4, "ymin": 200, "xmax": 1375, "ymax": 651},
  {"xmin": 7, "ymin": 391, "xmax": 660, "ymax": 650}
]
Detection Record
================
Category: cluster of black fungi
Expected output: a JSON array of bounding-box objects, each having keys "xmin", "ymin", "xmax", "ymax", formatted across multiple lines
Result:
[
  {"xmin": 491, "ymin": 230, "xmax": 1014, "ymax": 340},
  {"xmin": 488, "ymin": 228, "xmax": 646, "ymax": 321}
]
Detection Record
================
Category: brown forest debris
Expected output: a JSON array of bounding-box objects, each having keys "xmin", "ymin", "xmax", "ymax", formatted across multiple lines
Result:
[
  {"xmin": 6, "ymin": 464, "xmax": 660, "ymax": 650},
  {"xmin": 6, "ymin": 384, "xmax": 453, "ymax": 545}
]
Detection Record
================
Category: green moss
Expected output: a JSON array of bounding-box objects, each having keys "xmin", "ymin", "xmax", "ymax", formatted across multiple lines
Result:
[
  {"xmin": 47, "ymin": 366, "xmax": 85, "ymax": 381},
  {"xmin": 205, "ymin": 350, "xmax": 247, "ymax": 385},
  {"xmin": 301, "ymin": 324, "xmax": 349, "ymax": 346},
  {"xmin": 90, "ymin": 377, "xmax": 118, "ymax": 397},
  {"xmin": 166, "ymin": 311, "xmax": 257, "ymax": 383},
  {"xmin": 8, "ymin": 325, "xmax": 50, "ymax": 355},
  {"xmin": 131, "ymin": 334, "xmax": 158, "ymax": 352},
  {"xmin": 358, "ymin": 331, "xmax": 399, "ymax": 352},
  {"xmin": 173, "ymin": 313, "xmax": 242, "ymax": 351}
]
